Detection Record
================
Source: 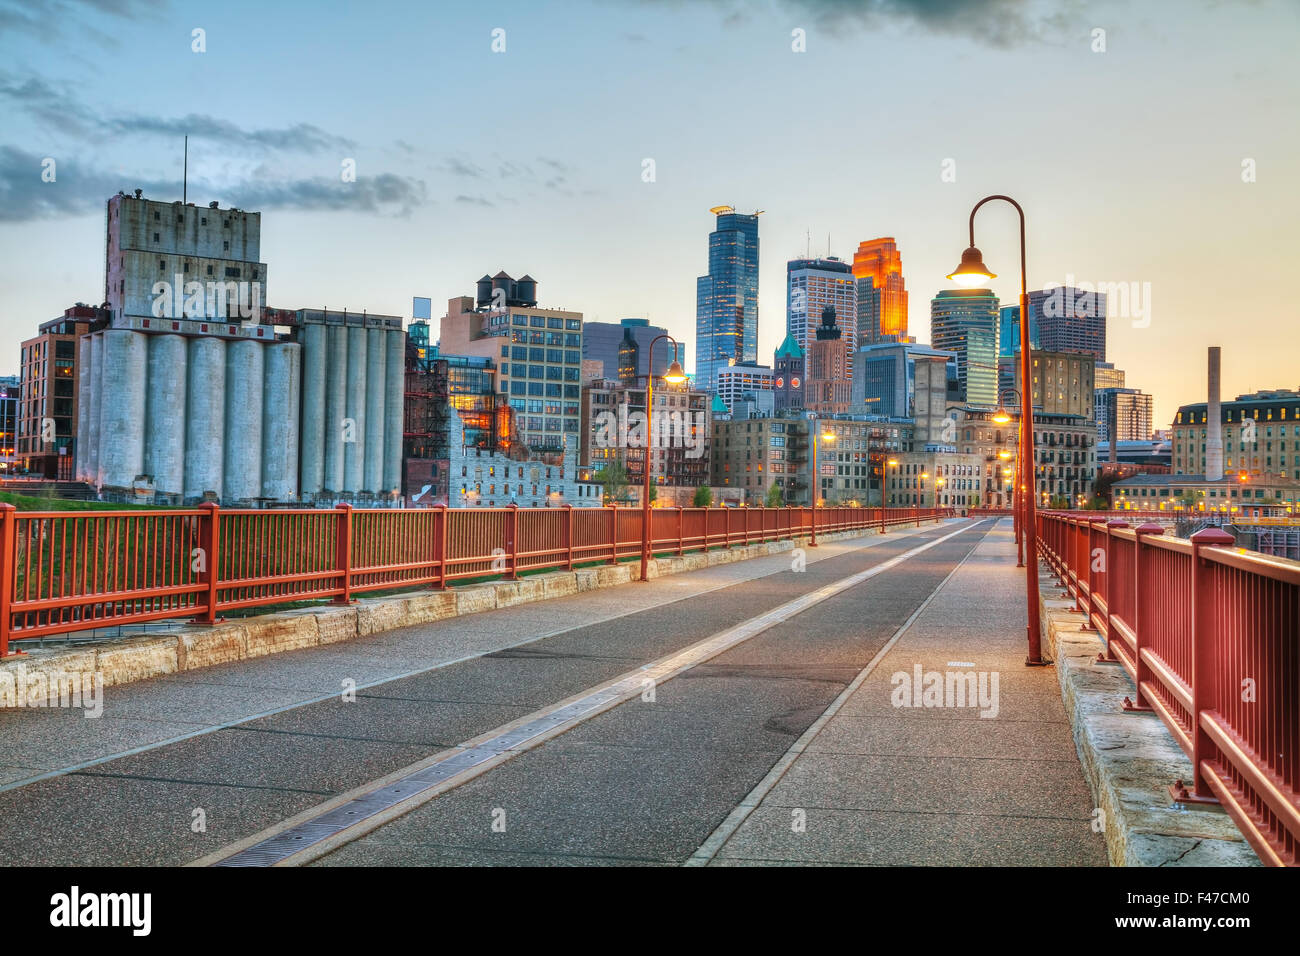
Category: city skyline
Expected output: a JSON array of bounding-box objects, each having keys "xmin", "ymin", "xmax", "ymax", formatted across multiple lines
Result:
[{"xmin": 2, "ymin": 0, "xmax": 1298, "ymax": 429}]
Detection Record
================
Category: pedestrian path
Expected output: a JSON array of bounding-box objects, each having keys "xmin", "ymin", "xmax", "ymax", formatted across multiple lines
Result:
[{"xmin": 697, "ymin": 519, "xmax": 1108, "ymax": 866}]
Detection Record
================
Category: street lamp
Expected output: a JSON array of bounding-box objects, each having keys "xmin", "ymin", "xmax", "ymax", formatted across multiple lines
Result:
[
  {"xmin": 808, "ymin": 419, "xmax": 836, "ymax": 547},
  {"xmin": 996, "ymin": 386, "xmax": 1024, "ymax": 559},
  {"xmin": 949, "ymin": 194, "xmax": 1045, "ymax": 666},
  {"xmin": 639, "ymin": 334, "xmax": 686, "ymax": 582},
  {"xmin": 882, "ymin": 457, "xmax": 899, "ymax": 533}
]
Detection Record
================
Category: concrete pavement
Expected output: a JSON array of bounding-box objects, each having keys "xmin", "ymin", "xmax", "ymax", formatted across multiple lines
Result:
[
  {"xmin": 0, "ymin": 519, "xmax": 979, "ymax": 866},
  {"xmin": 697, "ymin": 519, "xmax": 1108, "ymax": 866}
]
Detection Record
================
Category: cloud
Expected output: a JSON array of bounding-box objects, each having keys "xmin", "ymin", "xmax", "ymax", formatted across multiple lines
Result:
[
  {"xmin": 638, "ymin": 0, "xmax": 1082, "ymax": 48},
  {"xmin": 455, "ymin": 194, "xmax": 494, "ymax": 207},
  {"xmin": 441, "ymin": 157, "xmax": 487, "ymax": 178},
  {"xmin": 0, "ymin": 145, "xmax": 427, "ymax": 221},
  {"xmin": 0, "ymin": 72, "xmax": 355, "ymax": 153},
  {"xmin": 0, "ymin": 0, "xmax": 166, "ymax": 44}
]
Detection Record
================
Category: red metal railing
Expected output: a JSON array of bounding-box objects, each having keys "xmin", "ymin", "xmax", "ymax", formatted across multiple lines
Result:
[
  {"xmin": 1038, "ymin": 510, "xmax": 1300, "ymax": 866},
  {"xmin": 0, "ymin": 503, "xmax": 950, "ymax": 653}
]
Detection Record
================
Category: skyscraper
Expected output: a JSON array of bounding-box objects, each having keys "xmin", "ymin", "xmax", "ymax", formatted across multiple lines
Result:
[
  {"xmin": 806, "ymin": 305, "xmax": 852, "ymax": 415},
  {"xmin": 852, "ymin": 238, "xmax": 908, "ymax": 345},
  {"xmin": 696, "ymin": 206, "xmax": 760, "ymax": 391},
  {"xmin": 786, "ymin": 257, "xmax": 856, "ymax": 365},
  {"xmin": 1029, "ymin": 286, "xmax": 1107, "ymax": 361},
  {"xmin": 930, "ymin": 288, "xmax": 1000, "ymax": 408}
]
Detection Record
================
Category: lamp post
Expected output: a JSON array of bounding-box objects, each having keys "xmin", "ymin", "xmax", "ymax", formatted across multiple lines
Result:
[
  {"xmin": 994, "ymin": 388, "xmax": 1023, "ymax": 564},
  {"xmin": 883, "ymin": 457, "xmax": 899, "ymax": 533},
  {"xmin": 948, "ymin": 195, "xmax": 1045, "ymax": 666},
  {"xmin": 639, "ymin": 334, "xmax": 687, "ymax": 582},
  {"xmin": 808, "ymin": 418, "xmax": 836, "ymax": 547}
]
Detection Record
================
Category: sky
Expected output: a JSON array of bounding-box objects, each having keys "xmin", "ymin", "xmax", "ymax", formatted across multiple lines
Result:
[{"xmin": 1, "ymin": 0, "xmax": 1297, "ymax": 428}]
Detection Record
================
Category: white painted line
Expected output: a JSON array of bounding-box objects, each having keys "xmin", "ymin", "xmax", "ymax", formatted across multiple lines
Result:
[
  {"xmin": 684, "ymin": 529, "xmax": 986, "ymax": 866},
  {"xmin": 198, "ymin": 520, "xmax": 984, "ymax": 867}
]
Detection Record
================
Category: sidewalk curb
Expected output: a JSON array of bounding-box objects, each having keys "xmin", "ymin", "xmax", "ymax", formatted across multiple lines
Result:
[{"xmin": 1036, "ymin": 563, "xmax": 1260, "ymax": 867}]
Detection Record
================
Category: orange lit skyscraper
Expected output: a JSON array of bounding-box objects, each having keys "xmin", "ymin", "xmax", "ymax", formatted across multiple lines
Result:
[{"xmin": 852, "ymin": 238, "xmax": 908, "ymax": 345}]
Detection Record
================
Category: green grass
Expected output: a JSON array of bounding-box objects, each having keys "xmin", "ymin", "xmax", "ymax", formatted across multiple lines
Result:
[{"xmin": 0, "ymin": 490, "xmax": 160, "ymax": 511}]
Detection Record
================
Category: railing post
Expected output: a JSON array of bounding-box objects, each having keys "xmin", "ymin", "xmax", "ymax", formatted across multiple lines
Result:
[
  {"xmin": 433, "ymin": 504, "xmax": 449, "ymax": 589},
  {"xmin": 1122, "ymin": 522, "xmax": 1163, "ymax": 713},
  {"xmin": 562, "ymin": 503, "xmax": 575, "ymax": 571},
  {"xmin": 1096, "ymin": 519, "xmax": 1128, "ymax": 661},
  {"xmin": 504, "ymin": 503, "xmax": 519, "ymax": 580},
  {"xmin": 676, "ymin": 507, "xmax": 684, "ymax": 556},
  {"xmin": 194, "ymin": 502, "xmax": 221, "ymax": 624},
  {"xmin": 808, "ymin": 504, "xmax": 818, "ymax": 548},
  {"xmin": 1174, "ymin": 526, "xmax": 1235, "ymax": 804},
  {"xmin": 334, "ymin": 502, "xmax": 354, "ymax": 604},
  {"xmin": 1082, "ymin": 516, "xmax": 1107, "ymax": 630},
  {"xmin": 606, "ymin": 503, "xmax": 618, "ymax": 565},
  {"xmin": 0, "ymin": 503, "xmax": 16, "ymax": 657}
]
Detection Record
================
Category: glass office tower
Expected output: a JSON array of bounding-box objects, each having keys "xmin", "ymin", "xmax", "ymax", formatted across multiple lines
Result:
[
  {"xmin": 695, "ymin": 207, "xmax": 760, "ymax": 391},
  {"xmin": 931, "ymin": 288, "xmax": 1000, "ymax": 408}
]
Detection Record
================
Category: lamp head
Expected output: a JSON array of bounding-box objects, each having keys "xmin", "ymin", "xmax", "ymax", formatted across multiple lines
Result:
[
  {"xmin": 663, "ymin": 360, "xmax": 687, "ymax": 385},
  {"xmin": 992, "ymin": 409, "xmax": 1012, "ymax": 425},
  {"xmin": 947, "ymin": 246, "xmax": 995, "ymax": 287}
]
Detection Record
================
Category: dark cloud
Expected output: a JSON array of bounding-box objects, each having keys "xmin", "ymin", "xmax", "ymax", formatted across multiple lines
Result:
[
  {"xmin": 0, "ymin": 145, "xmax": 427, "ymax": 221},
  {"xmin": 0, "ymin": 73, "xmax": 356, "ymax": 154},
  {"xmin": 441, "ymin": 157, "xmax": 486, "ymax": 178},
  {"xmin": 0, "ymin": 0, "xmax": 166, "ymax": 43},
  {"xmin": 455, "ymin": 194, "xmax": 494, "ymax": 207},
  {"xmin": 641, "ymin": 0, "xmax": 1080, "ymax": 48}
]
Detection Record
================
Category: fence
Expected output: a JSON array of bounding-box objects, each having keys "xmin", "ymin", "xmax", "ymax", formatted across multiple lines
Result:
[
  {"xmin": 0, "ymin": 503, "xmax": 949, "ymax": 654},
  {"xmin": 1037, "ymin": 511, "xmax": 1300, "ymax": 867}
]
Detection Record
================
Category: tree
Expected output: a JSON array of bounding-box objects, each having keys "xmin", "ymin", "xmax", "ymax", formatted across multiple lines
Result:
[
  {"xmin": 692, "ymin": 485, "xmax": 713, "ymax": 507},
  {"xmin": 764, "ymin": 482, "xmax": 784, "ymax": 508},
  {"xmin": 594, "ymin": 459, "xmax": 629, "ymax": 504}
]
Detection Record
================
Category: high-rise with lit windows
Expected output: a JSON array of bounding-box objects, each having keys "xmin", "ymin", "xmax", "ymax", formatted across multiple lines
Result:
[
  {"xmin": 696, "ymin": 206, "xmax": 760, "ymax": 391},
  {"xmin": 853, "ymin": 238, "xmax": 908, "ymax": 345}
]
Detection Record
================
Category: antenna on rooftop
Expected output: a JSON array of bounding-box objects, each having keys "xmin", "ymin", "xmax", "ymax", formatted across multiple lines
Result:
[{"xmin": 183, "ymin": 135, "xmax": 188, "ymax": 204}]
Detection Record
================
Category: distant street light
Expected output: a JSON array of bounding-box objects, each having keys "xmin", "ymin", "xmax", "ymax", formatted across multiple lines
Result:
[
  {"xmin": 808, "ymin": 420, "xmax": 836, "ymax": 546},
  {"xmin": 639, "ymin": 334, "xmax": 685, "ymax": 582}
]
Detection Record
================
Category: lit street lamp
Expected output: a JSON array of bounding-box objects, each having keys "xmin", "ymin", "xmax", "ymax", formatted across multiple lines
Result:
[
  {"xmin": 949, "ymin": 194, "xmax": 1045, "ymax": 666},
  {"xmin": 639, "ymin": 334, "xmax": 687, "ymax": 582},
  {"xmin": 808, "ymin": 418, "xmax": 836, "ymax": 547},
  {"xmin": 882, "ymin": 457, "xmax": 899, "ymax": 533}
]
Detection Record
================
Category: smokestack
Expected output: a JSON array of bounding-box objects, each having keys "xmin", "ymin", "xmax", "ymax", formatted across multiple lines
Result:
[{"xmin": 1206, "ymin": 346, "xmax": 1223, "ymax": 481}]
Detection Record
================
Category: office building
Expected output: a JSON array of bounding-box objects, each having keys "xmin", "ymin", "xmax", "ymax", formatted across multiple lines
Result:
[
  {"xmin": 1096, "ymin": 387, "xmax": 1153, "ymax": 443},
  {"xmin": 851, "ymin": 341, "xmax": 953, "ymax": 445},
  {"xmin": 852, "ymin": 238, "xmax": 907, "ymax": 345},
  {"xmin": 19, "ymin": 305, "xmax": 103, "ymax": 478},
  {"xmin": 930, "ymin": 288, "xmax": 999, "ymax": 407},
  {"xmin": 1030, "ymin": 286, "xmax": 1107, "ymax": 361},
  {"xmin": 786, "ymin": 257, "xmax": 856, "ymax": 364},
  {"xmin": 582, "ymin": 318, "xmax": 672, "ymax": 383},
  {"xmin": 805, "ymin": 306, "xmax": 852, "ymax": 415},
  {"xmin": 439, "ymin": 272, "xmax": 583, "ymax": 454},
  {"xmin": 715, "ymin": 362, "xmax": 775, "ymax": 415},
  {"xmin": 1016, "ymin": 349, "xmax": 1096, "ymax": 420},
  {"xmin": 695, "ymin": 206, "xmax": 760, "ymax": 390},
  {"xmin": 580, "ymin": 377, "xmax": 712, "ymax": 492}
]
